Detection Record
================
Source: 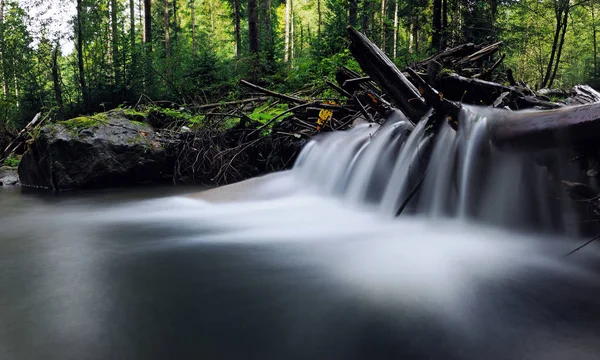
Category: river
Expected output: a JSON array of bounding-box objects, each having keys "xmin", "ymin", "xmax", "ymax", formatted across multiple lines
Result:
[{"xmin": 2, "ymin": 107, "xmax": 600, "ymax": 359}]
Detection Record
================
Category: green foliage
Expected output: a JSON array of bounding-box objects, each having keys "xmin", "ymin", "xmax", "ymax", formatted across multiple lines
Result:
[
  {"xmin": 248, "ymin": 103, "xmax": 288, "ymax": 123},
  {"xmin": 2, "ymin": 0, "xmax": 600, "ymax": 135},
  {"xmin": 3, "ymin": 154, "xmax": 20, "ymax": 167}
]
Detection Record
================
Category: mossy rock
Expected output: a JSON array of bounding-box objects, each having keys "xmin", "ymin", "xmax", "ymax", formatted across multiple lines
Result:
[{"xmin": 19, "ymin": 110, "xmax": 168, "ymax": 191}]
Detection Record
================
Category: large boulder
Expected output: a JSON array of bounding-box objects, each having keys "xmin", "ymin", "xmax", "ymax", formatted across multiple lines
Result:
[{"xmin": 18, "ymin": 110, "xmax": 168, "ymax": 191}]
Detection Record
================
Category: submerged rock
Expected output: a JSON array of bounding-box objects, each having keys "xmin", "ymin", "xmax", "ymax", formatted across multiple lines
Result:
[{"xmin": 18, "ymin": 110, "xmax": 167, "ymax": 191}]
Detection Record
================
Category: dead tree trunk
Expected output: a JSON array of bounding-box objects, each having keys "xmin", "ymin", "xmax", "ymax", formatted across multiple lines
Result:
[
  {"xmin": 347, "ymin": 27, "xmax": 428, "ymax": 122},
  {"xmin": 489, "ymin": 101, "xmax": 600, "ymax": 150}
]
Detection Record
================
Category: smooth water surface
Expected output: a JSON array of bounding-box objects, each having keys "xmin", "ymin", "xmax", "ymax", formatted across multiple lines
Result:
[{"xmin": 1, "ymin": 183, "xmax": 600, "ymax": 360}]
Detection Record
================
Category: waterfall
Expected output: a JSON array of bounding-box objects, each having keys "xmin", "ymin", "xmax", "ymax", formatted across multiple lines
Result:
[{"xmin": 293, "ymin": 106, "xmax": 578, "ymax": 233}]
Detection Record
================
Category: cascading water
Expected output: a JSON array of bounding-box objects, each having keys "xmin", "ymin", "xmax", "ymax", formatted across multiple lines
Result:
[
  {"xmin": 1, "ymin": 107, "xmax": 599, "ymax": 359},
  {"xmin": 294, "ymin": 106, "xmax": 578, "ymax": 232}
]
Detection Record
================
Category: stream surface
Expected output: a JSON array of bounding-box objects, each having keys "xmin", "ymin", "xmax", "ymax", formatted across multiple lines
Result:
[
  {"xmin": 1, "ymin": 184, "xmax": 600, "ymax": 360},
  {"xmin": 2, "ymin": 106, "xmax": 600, "ymax": 359}
]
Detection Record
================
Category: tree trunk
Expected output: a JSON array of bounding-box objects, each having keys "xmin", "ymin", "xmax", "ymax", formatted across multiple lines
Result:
[
  {"xmin": 360, "ymin": 0, "xmax": 368, "ymax": 34},
  {"xmin": 442, "ymin": 0, "xmax": 447, "ymax": 48},
  {"xmin": 209, "ymin": 0, "xmax": 214, "ymax": 34},
  {"xmin": 393, "ymin": 0, "xmax": 398, "ymax": 58},
  {"xmin": 290, "ymin": 0, "xmax": 294, "ymax": 63},
  {"xmin": 233, "ymin": 0, "xmax": 241, "ymax": 56},
  {"xmin": 111, "ymin": 0, "xmax": 121, "ymax": 87},
  {"xmin": 0, "ymin": 0, "xmax": 8, "ymax": 97},
  {"xmin": 317, "ymin": 0, "xmax": 321, "ymax": 40},
  {"xmin": 52, "ymin": 43, "xmax": 64, "ymax": 117},
  {"xmin": 592, "ymin": 0, "xmax": 598, "ymax": 77},
  {"xmin": 260, "ymin": 0, "xmax": 274, "ymax": 61},
  {"xmin": 191, "ymin": 0, "xmax": 197, "ymax": 59},
  {"xmin": 432, "ymin": 0, "xmax": 442, "ymax": 51},
  {"xmin": 380, "ymin": 0, "xmax": 386, "ymax": 51},
  {"xmin": 542, "ymin": 0, "xmax": 568, "ymax": 88},
  {"xmin": 130, "ymin": 0, "xmax": 136, "ymax": 60},
  {"xmin": 248, "ymin": 0, "xmax": 259, "ymax": 54},
  {"xmin": 76, "ymin": 0, "xmax": 89, "ymax": 109},
  {"xmin": 408, "ymin": 15, "xmax": 414, "ymax": 54},
  {"xmin": 163, "ymin": 0, "xmax": 171, "ymax": 78},
  {"xmin": 349, "ymin": 0, "xmax": 358, "ymax": 27},
  {"xmin": 144, "ymin": 0, "xmax": 152, "ymax": 51},
  {"xmin": 139, "ymin": 0, "xmax": 144, "ymax": 43},
  {"xmin": 548, "ymin": 4, "xmax": 569, "ymax": 88},
  {"xmin": 284, "ymin": 0, "xmax": 291, "ymax": 61},
  {"xmin": 172, "ymin": 0, "xmax": 177, "ymax": 30}
]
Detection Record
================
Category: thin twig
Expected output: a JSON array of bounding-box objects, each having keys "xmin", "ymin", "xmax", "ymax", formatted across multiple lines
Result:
[{"xmin": 565, "ymin": 233, "xmax": 600, "ymax": 256}]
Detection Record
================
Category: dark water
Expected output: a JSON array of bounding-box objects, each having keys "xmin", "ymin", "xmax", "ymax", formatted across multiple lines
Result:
[{"xmin": 2, "ymin": 185, "xmax": 600, "ymax": 360}]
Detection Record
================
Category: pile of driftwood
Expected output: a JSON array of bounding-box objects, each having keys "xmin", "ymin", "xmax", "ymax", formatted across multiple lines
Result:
[{"xmin": 168, "ymin": 26, "xmax": 600, "ymax": 187}]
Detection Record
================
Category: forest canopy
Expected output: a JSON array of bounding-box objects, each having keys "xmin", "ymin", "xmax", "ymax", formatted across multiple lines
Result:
[{"xmin": 0, "ymin": 0, "xmax": 598, "ymax": 129}]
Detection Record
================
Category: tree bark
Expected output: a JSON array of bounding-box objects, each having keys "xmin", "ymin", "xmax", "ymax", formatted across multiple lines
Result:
[
  {"xmin": 548, "ymin": 2, "xmax": 570, "ymax": 88},
  {"xmin": 163, "ymin": 0, "xmax": 171, "ymax": 79},
  {"xmin": 542, "ymin": 0, "xmax": 569, "ymax": 88},
  {"xmin": 76, "ymin": 0, "xmax": 89, "ymax": 109},
  {"xmin": 489, "ymin": 101, "xmax": 600, "ymax": 150},
  {"xmin": 441, "ymin": 0, "xmax": 447, "ymax": 49},
  {"xmin": 233, "ymin": 0, "xmax": 241, "ymax": 56},
  {"xmin": 260, "ymin": 0, "xmax": 274, "ymax": 61},
  {"xmin": 139, "ymin": 0, "xmax": 144, "ymax": 43},
  {"xmin": 349, "ymin": 0, "xmax": 358, "ymax": 27},
  {"xmin": 347, "ymin": 27, "xmax": 428, "ymax": 122},
  {"xmin": 393, "ymin": 0, "xmax": 398, "ymax": 58},
  {"xmin": 290, "ymin": 0, "xmax": 294, "ymax": 62},
  {"xmin": 52, "ymin": 43, "xmax": 64, "ymax": 117},
  {"xmin": 432, "ymin": 0, "xmax": 442, "ymax": 51},
  {"xmin": 172, "ymin": 0, "xmax": 177, "ymax": 30},
  {"xmin": 144, "ymin": 0, "xmax": 152, "ymax": 51},
  {"xmin": 408, "ymin": 14, "xmax": 414, "ymax": 54},
  {"xmin": 592, "ymin": 0, "xmax": 598, "ymax": 77},
  {"xmin": 248, "ymin": 0, "xmax": 259, "ymax": 54},
  {"xmin": 111, "ymin": 0, "xmax": 121, "ymax": 87},
  {"xmin": 190, "ymin": 0, "xmax": 197, "ymax": 59},
  {"xmin": 0, "ymin": 0, "xmax": 8, "ymax": 97},
  {"xmin": 284, "ymin": 0, "xmax": 291, "ymax": 61},
  {"xmin": 380, "ymin": 0, "xmax": 386, "ymax": 51},
  {"xmin": 130, "ymin": 0, "xmax": 136, "ymax": 60},
  {"xmin": 317, "ymin": 0, "xmax": 321, "ymax": 40}
]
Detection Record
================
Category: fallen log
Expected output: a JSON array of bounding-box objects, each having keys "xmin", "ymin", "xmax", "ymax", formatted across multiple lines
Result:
[
  {"xmin": 193, "ymin": 97, "xmax": 269, "ymax": 110},
  {"xmin": 565, "ymin": 85, "xmax": 600, "ymax": 105},
  {"xmin": 240, "ymin": 80, "xmax": 306, "ymax": 104},
  {"xmin": 488, "ymin": 101, "xmax": 600, "ymax": 150},
  {"xmin": 347, "ymin": 26, "xmax": 428, "ymax": 123}
]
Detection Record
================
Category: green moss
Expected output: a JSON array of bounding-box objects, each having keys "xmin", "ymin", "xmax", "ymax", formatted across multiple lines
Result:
[
  {"xmin": 60, "ymin": 114, "xmax": 109, "ymax": 133},
  {"xmin": 130, "ymin": 120, "xmax": 147, "ymax": 126},
  {"xmin": 122, "ymin": 108, "xmax": 149, "ymax": 118}
]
